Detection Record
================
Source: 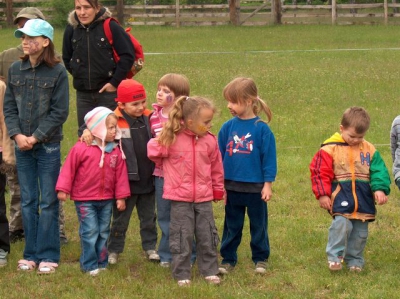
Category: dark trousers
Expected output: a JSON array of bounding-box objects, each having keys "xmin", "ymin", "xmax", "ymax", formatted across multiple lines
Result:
[
  {"xmin": 220, "ymin": 190, "xmax": 270, "ymax": 266},
  {"xmin": 0, "ymin": 153, "xmax": 10, "ymax": 254},
  {"xmin": 76, "ymin": 90, "xmax": 117, "ymax": 135},
  {"xmin": 108, "ymin": 192, "xmax": 157, "ymax": 253}
]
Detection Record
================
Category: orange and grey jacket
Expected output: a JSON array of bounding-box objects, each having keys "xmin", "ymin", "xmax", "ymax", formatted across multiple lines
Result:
[{"xmin": 310, "ymin": 132, "xmax": 390, "ymax": 221}]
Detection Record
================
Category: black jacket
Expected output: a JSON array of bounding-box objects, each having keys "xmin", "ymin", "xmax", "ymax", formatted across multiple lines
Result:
[{"xmin": 62, "ymin": 7, "xmax": 135, "ymax": 91}]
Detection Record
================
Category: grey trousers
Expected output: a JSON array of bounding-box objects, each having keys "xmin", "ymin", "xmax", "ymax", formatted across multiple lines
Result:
[{"xmin": 170, "ymin": 201, "xmax": 219, "ymax": 280}]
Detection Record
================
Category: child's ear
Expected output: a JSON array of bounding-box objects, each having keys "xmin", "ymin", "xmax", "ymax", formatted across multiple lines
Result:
[{"xmin": 117, "ymin": 102, "xmax": 125, "ymax": 109}]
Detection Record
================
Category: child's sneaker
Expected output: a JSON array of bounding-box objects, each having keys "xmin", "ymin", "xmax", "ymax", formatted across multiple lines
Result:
[
  {"xmin": 218, "ymin": 263, "xmax": 235, "ymax": 275},
  {"xmin": 0, "ymin": 258, "xmax": 7, "ymax": 267},
  {"xmin": 160, "ymin": 261, "xmax": 170, "ymax": 268},
  {"xmin": 89, "ymin": 269, "xmax": 100, "ymax": 276},
  {"xmin": 108, "ymin": 252, "xmax": 119, "ymax": 265},
  {"xmin": 146, "ymin": 250, "xmax": 160, "ymax": 261},
  {"xmin": 255, "ymin": 261, "xmax": 267, "ymax": 273},
  {"xmin": 349, "ymin": 266, "xmax": 362, "ymax": 272},
  {"xmin": 177, "ymin": 279, "xmax": 191, "ymax": 287},
  {"xmin": 205, "ymin": 275, "xmax": 221, "ymax": 285},
  {"xmin": 328, "ymin": 261, "xmax": 342, "ymax": 271}
]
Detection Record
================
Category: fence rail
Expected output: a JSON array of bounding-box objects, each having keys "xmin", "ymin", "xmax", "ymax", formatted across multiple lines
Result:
[{"xmin": 0, "ymin": 0, "xmax": 399, "ymax": 27}]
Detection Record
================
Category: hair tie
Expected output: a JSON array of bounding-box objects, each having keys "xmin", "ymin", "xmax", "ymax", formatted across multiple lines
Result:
[
  {"xmin": 256, "ymin": 96, "xmax": 261, "ymax": 101},
  {"xmin": 186, "ymin": 96, "xmax": 190, "ymax": 101}
]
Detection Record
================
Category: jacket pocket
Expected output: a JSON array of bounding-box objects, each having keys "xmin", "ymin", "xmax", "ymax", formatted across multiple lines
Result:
[
  {"xmin": 36, "ymin": 78, "xmax": 56, "ymax": 115},
  {"xmin": 9, "ymin": 77, "xmax": 26, "ymax": 106}
]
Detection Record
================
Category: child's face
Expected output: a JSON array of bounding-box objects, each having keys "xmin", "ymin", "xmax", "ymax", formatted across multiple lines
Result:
[
  {"xmin": 226, "ymin": 99, "xmax": 253, "ymax": 119},
  {"xmin": 340, "ymin": 125, "xmax": 365, "ymax": 146},
  {"xmin": 156, "ymin": 85, "xmax": 175, "ymax": 108},
  {"xmin": 118, "ymin": 99, "xmax": 147, "ymax": 118},
  {"xmin": 20, "ymin": 35, "xmax": 49, "ymax": 56},
  {"xmin": 186, "ymin": 107, "xmax": 214, "ymax": 137},
  {"xmin": 105, "ymin": 115, "xmax": 118, "ymax": 142}
]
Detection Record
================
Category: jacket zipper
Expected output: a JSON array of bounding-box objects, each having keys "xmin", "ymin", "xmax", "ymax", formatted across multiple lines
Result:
[
  {"xmin": 192, "ymin": 136, "xmax": 196, "ymax": 202},
  {"xmin": 86, "ymin": 28, "xmax": 91, "ymax": 90},
  {"xmin": 349, "ymin": 146, "xmax": 359, "ymax": 217}
]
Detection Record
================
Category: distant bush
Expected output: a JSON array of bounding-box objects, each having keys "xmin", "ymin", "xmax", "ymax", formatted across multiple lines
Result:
[{"xmin": 46, "ymin": 0, "xmax": 72, "ymax": 28}]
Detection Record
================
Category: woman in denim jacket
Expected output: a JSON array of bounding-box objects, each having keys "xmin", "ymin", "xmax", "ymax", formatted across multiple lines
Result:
[{"xmin": 4, "ymin": 19, "xmax": 69, "ymax": 274}]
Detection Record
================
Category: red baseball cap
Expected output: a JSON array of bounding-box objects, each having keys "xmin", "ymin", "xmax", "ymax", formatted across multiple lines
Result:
[{"xmin": 115, "ymin": 79, "xmax": 147, "ymax": 103}]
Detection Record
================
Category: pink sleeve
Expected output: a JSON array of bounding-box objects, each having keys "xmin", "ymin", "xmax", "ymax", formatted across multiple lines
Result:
[{"xmin": 209, "ymin": 137, "xmax": 225, "ymax": 200}]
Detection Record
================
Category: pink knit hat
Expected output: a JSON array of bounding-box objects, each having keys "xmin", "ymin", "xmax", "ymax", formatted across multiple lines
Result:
[{"xmin": 84, "ymin": 107, "xmax": 123, "ymax": 167}]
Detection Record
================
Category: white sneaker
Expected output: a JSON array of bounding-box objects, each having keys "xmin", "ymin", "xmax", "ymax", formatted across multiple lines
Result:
[
  {"xmin": 89, "ymin": 269, "xmax": 100, "ymax": 276},
  {"xmin": 146, "ymin": 250, "xmax": 160, "ymax": 261},
  {"xmin": 177, "ymin": 279, "xmax": 191, "ymax": 286},
  {"xmin": 108, "ymin": 252, "xmax": 119, "ymax": 265},
  {"xmin": 160, "ymin": 262, "xmax": 170, "ymax": 268}
]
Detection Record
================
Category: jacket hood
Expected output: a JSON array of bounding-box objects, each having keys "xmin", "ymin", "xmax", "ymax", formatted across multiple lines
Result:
[
  {"xmin": 67, "ymin": 6, "xmax": 112, "ymax": 28},
  {"xmin": 321, "ymin": 132, "xmax": 346, "ymax": 147}
]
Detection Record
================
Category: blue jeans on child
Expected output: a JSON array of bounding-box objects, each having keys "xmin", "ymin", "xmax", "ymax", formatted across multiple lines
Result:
[
  {"xmin": 220, "ymin": 190, "xmax": 270, "ymax": 266},
  {"xmin": 326, "ymin": 215, "xmax": 368, "ymax": 268},
  {"xmin": 75, "ymin": 200, "xmax": 113, "ymax": 272},
  {"xmin": 155, "ymin": 177, "xmax": 196, "ymax": 264},
  {"xmin": 15, "ymin": 143, "xmax": 60, "ymax": 264}
]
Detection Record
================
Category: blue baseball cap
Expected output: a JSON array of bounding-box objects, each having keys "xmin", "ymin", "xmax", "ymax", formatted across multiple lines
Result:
[{"xmin": 14, "ymin": 19, "xmax": 53, "ymax": 41}]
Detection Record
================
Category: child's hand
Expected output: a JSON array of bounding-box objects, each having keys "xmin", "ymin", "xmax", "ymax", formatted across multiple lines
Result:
[
  {"xmin": 261, "ymin": 182, "xmax": 272, "ymax": 202},
  {"xmin": 57, "ymin": 191, "xmax": 69, "ymax": 201},
  {"xmin": 116, "ymin": 199, "xmax": 126, "ymax": 211},
  {"xmin": 374, "ymin": 191, "xmax": 388, "ymax": 205},
  {"xmin": 318, "ymin": 195, "xmax": 331, "ymax": 210},
  {"xmin": 81, "ymin": 129, "xmax": 94, "ymax": 146}
]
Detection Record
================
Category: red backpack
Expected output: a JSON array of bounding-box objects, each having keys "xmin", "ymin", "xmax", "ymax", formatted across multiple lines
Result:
[{"xmin": 103, "ymin": 17, "xmax": 144, "ymax": 78}]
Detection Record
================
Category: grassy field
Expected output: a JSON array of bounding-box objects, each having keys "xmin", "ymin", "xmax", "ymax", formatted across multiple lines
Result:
[{"xmin": 1, "ymin": 24, "xmax": 400, "ymax": 299}]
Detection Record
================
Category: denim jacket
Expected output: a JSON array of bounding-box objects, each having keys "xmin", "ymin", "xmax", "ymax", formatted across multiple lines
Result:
[{"xmin": 4, "ymin": 59, "xmax": 69, "ymax": 143}]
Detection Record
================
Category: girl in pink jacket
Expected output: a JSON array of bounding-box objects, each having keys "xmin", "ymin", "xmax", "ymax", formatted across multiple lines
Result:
[
  {"xmin": 147, "ymin": 96, "xmax": 225, "ymax": 286},
  {"xmin": 56, "ymin": 107, "xmax": 130, "ymax": 276}
]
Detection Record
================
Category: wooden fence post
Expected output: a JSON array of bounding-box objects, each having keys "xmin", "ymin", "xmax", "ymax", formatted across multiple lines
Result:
[
  {"xmin": 176, "ymin": 0, "xmax": 180, "ymax": 28},
  {"xmin": 272, "ymin": 0, "xmax": 282, "ymax": 24},
  {"xmin": 6, "ymin": 0, "xmax": 13, "ymax": 27},
  {"xmin": 331, "ymin": 0, "xmax": 337, "ymax": 24},
  {"xmin": 229, "ymin": 0, "xmax": 240, "ymax": 25},
  {"xmin": 384, "ymin": 0, "xmax": 388, "ymax": 24},
  {"xmin": 117, "ymin": 0, "xmax": 124, "ymax": 23}
]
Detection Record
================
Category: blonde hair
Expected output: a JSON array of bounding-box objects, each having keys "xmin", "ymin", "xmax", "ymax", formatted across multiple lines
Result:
[
  {"xmin": 158, "ymin": 96, "xmax": 215, "ymax": 147},
  {"xmin": 341, "ymin": 106, "xmax": 370, "ymax": 134},
  {"xmin": 158, "ymin": 73, "xmax": 190, "ymax": 98},
  {"xmin": 223, "ymin": 77, "xmax": 272, "ymax": 123}
]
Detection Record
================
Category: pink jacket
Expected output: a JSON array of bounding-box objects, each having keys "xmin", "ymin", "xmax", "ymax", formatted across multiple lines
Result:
[
  {"xmin": 56, "ymin": 142, "xmax": 131, "ymax": 201},
  {"xmin": 147, "ymin": 129, "xmax": 225, "ymax": 202}
]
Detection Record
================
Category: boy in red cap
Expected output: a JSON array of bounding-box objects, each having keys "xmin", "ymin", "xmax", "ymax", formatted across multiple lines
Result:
[{"xmin": 83, "ymin": 79, "xmax": 159, "ymax": 264}]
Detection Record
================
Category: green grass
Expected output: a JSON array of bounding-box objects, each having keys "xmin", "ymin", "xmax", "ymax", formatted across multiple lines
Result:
[{"xmin": 1, "ymin": 24, "xmax": 400, "ymax": 298}]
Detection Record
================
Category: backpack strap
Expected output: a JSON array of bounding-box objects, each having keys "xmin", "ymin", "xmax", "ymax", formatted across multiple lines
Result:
[
  {"xmin": 103, "ymin": 18, "xmax": 120, "ymax": 63},
  {"xmin": 103, "ymin": 17, "xmax": 118, "ymax": 46}
]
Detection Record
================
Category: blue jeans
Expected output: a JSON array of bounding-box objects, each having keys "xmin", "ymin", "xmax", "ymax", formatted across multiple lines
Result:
[
  {"xmin": 155, "ymin": 177, "xmax": 196, "ymax": 263},
  {"xmin": 76, "ymin": 90, "xmax": 117, "ymax": 135},
  {"xmin": 15, "ymin": 143, "xmax": 61, "ymax": 264},
  {"xmin": 326, "ymin": 216, "xmax": 368, "ymax": 268},
  {"xmin": 220, "ymin": 190, "xmax": 270, "ymax": 266},
  {"xmin": 75, "ymin": 200, "xmax": 113, "ymax": 272}
]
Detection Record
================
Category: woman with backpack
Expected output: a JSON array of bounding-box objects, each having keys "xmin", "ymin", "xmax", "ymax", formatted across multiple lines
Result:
[{"xmin": 62, "ymin": 0, "xmax": 135, "ymax": 134}]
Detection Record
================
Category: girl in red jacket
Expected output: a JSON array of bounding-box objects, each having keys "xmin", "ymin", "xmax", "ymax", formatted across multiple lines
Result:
[
  {"xmin": 147, "ymin": 96, "xmax": 225, "ymax": 286},
  {"xmin": 56, "ymin": 107, "xmax": 130, "ymax": 276}
]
